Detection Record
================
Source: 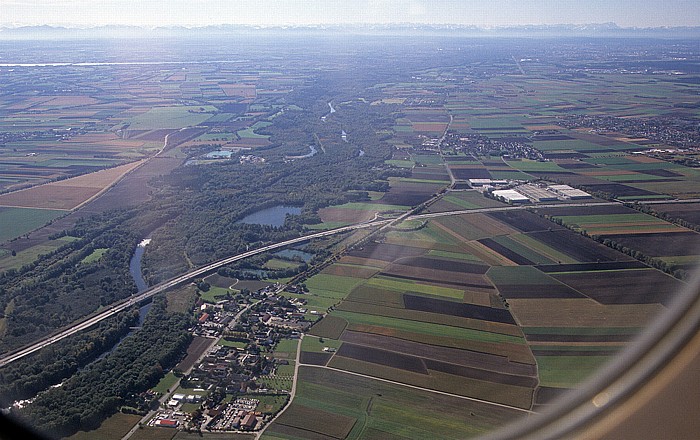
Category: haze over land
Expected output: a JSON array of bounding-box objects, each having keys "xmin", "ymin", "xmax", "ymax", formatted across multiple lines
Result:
[
  {"xmin": 2, "ymin": 0, "xmax": 700, "ymax": 28},
  {"xmin": 0, "ymin": 3, "xmax": 699, "ymax": 438}
]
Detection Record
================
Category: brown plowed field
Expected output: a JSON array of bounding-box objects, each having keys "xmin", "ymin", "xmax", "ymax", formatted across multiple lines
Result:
[
  {"xmin": 553, "ymin": 269, "xmax": 684, "ymax": 306},
  {"xmin": 489, "ymin": 211, "xmax": 565, "ymax": 233},
  {"xmin": 599, "ymin": 231, "xmax": 700, "ymax": 257},
  {"xmin": 321, "ymin": 264, "xmax": 381, "ymax": 279},
  {"xmin": 336, "ymin": 343, "xmax": 428, "ymax": 374},
  {"xmin": 526, "ymin": 230, "xmax": 625, "ymax": 262},
  {"xmin": 318, "ymin": 207, "xmax": 377, "ymax": 223},
  {"xmin": 403, "ymin": 294, "xmax": 515, "ymax": 324},
  {"xmin": 300, "ymin": 352, "xmax": 332, "ymax": 366},
  {"xmin": 393, "ymin": 256, "xmax": 489, "ymax": 273},
  {"xmin": 380, "ymin": 265, "xmax": 492, "ymax": 289},
  {"xmin": 176, "ymin": 336, "xmax": 212, "ymax": 372},
  {"xmin": 0, "ymin": 160, "xmax": 144, "ymax": 210},
  {"xmin": 341, "ymin": 330, "xmax": 535, "ymax": 376},
  {"xmin": 347, "ymin": 323, "xmax": 532, "ymax": 362},
  {"xmin": 424, "ymin": 359, "xmax": 538, "ymax": 387},
  {"xmin": 650, "ymin": 202, "xmax": 700, "ymax": 226},
  {"xmin": 496, "ymin": 284, "xmax": 585, "ymax": 299}
]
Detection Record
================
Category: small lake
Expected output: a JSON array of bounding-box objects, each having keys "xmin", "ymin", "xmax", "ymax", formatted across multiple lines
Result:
[
  {"xmin": 275, "ymin": 249, "xmax": 314, "ymax": 262},
  {"xmin": 205, "ymin": 150, "xmax": 234, "ymax": 159},
  {"xmin": 236, "ymin": 205, "xmax": 302, "ymax": 227}
]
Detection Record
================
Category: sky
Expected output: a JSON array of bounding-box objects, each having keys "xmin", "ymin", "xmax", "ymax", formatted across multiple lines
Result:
[{"xmin": 2, "ymin": 0, "xmax": 700, "ymax": 28}]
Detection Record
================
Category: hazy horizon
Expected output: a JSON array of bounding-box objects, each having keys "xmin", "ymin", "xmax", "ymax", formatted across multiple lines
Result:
[{"xmin": 3, "ymin": 1, "xmax": 700, "ymax": 29}]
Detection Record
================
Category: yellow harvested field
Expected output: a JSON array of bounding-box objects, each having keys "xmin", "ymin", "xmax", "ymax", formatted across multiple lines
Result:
[{"xmin": 0, "ymin": 160, "xmax": 145, "ymax": 210}]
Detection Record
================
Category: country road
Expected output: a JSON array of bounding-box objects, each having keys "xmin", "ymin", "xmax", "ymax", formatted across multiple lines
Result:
[{"xmin": 0, "ymin": 195, "xmax": 685, "ymax": 368}]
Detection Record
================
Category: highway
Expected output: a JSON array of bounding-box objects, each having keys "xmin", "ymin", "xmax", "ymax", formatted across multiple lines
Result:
[
  {"xmin": 0, "ymin": 196, "xmax": 674, "ymax": 367},
  {"xmin": 0, "ymin": 220, "xmax": 389, "ymax": 368}
]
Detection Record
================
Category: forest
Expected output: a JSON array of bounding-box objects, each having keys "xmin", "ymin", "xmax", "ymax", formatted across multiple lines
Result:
[{"xmin": 15, "ymin": 297, "xmax": 192, "ymax": 438}]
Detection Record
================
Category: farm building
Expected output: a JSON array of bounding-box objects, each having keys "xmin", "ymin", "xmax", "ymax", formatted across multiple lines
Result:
[
  {"xmin": 242, "ymin": 413, "xmax": 257, "ymax": 429},
  {"xmin": 155, "ymin": 419, "xmax": 178, "ymax": 428},
  {"xmin": 549, "ymin": 185, "xmax": 592, "ymax": 199},
  {"xmin": 493, "ymin": 189, "xmax": 530, "ymax": 204}
]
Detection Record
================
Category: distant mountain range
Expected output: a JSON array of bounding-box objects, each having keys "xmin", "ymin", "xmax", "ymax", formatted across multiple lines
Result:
[{"xmin": 1, "ymin": 23, "xmax": 699, "ymax": 40}]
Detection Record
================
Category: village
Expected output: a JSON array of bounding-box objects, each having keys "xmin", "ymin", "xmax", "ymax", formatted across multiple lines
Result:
[{"xmin": 143, "ymin": 282, "xmax": 313, "ymax": 434}]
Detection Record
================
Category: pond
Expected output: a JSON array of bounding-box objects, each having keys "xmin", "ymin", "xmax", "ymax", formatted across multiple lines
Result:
[
  {"xmin": 274, "ymin": 249, "xmax": 314, "ymax": 262},
  {"xmin": 236, "ymin": 205, "xmax": 302, "ymax": 227},
  {"xmin": 205, "ymin": 150, "xmax": 234, "ymax": 159}
]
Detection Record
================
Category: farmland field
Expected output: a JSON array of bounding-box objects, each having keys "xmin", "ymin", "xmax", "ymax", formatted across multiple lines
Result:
[
  {"xmin": 264, "ymin": 366, "xmax": 527, "ymax": 440},
  {"xmin": 0, "ymin": 159, "xmax": 144, "ymax": 210},
  {"xmin": 0, "ymin": 207, "xmax": 65, "ymax": 242},
  {"xmin": 2, "ymin": 31, "xmax": 700, "ymax": 440}
]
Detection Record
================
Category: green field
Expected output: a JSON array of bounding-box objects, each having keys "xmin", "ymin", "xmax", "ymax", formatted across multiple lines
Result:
[
  {"xmin": 385, "ymin": 159, "xmax": 415, "ymax": 168},
  {"xmin": 68, "ymin": 412, "xmax": 142, "ymax": 440},
  {"xmin": 198, "ymin": 286, "xmax": 231, "ymax": 303},
  {"xmin": 194, "ymin": 132, "xmax": 236, "ymax": 142},
  {"xmin": 366, "ymin": 276, "xmax": 466, "ymax": 300},
  {"xmin": 0, "ymin": 207, "xmax": 66, "ymax": 242},
  {"xmin": 491, "ymin": 235, "xmax": 556, "ymax": 265},
  {"xmin": 81, "ymin": 248, "xmax": 109, "ymax": 264},
  {"xmin": 126, "ymin": 106, "xmax": 216, "ymax": 130},
  {"xmin": 152, "ymin": 371, "xmax": 179, "ymax": 394},
  {"xmin": 0, "ymin": 242, "xmax": 64, "ymax": 272},
  {"xmin": 506, "ymin": 159, "xmax": 568, "ymax": 172},
  {"xmin": 536, "ymin": 355, "xmax": 612, "ymax": 388},
  {"xmin": 306, "ymin": 274, "xmax": 368, "ymax": 296},
  {"xmin": 332, "ymin": 310, "xmax": 524, "ymax": 344},
  {"xmin": 264, "ymin": 258, "xmax": 302, "ymax": 270},
  {"xmin": 218, "ymin": 338, "xmax": 248, "ymax": 349},
  {"xmin": 334, "ymin": 202, "xmax": 410, "ymax": 212},
  {"xmin": 274, "ymin": 338, "xmax": 301, "ymax": 356},
  {"xmin": 253, "ymin": 394, "xmax": 289, "ymax": 414},
  {"xmin": 264, "ymin": 366, "xmax": 526, "ymax": 440},
  {"xmin": 487, "ymin": 266, "xmax": 560, "ymax": 285},
  {"xmin": 301, "ymin": 335, "xmax": 342, "ymax": 353}
]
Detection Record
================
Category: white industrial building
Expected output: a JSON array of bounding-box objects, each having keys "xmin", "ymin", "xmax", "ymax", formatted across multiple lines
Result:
[
  {"xmin": 549, "ymin": 184, "xmax": 592, "ymax": 199},
  {"xmin": 493, "ymin": 189, "xmax": 530, "ymax": 203},
  {"xmin": 469, "ymin": 178, "xmax": 508, "ymax": 187},
  {"xmin": 514, "ymin": 185, "xmax": 559, "ymax": 202}
]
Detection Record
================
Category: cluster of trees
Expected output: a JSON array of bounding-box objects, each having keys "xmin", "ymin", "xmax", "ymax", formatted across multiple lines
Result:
[
  {"xmin": 17, "ymin": 296, "xmax": 192, "ymax": 438},
  {"xmin": 627, "ymin": 202, "xmax": 700, "ymax": 233},
  {"xmin": 0, "ymin": 205, "xmax": 177, "ymax": 353},
  {"xmin": 142, "ymin": 97, "xmax": 396, "ymax": 283},
  {"xmin": 0, "ymin": 310, "xmax": 139, "ymax": 405},
  {"xmin": 0, "ymin": 212, "xmax": 136, "ymax": 352}
]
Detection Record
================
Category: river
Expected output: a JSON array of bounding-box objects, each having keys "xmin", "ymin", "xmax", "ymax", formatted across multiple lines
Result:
[
  {"xmin": 284, "ymin": 145, "xmax": 317, "ymax": 160},
  {"xmin": 321, "ymin": 101, "xmax": 336, "ymax": 121},
  {"xmin": 10, "ymin": 239, "xmax": 154, "ymax": 408}
]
